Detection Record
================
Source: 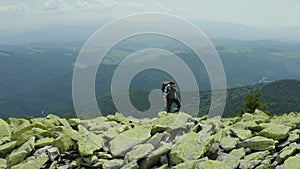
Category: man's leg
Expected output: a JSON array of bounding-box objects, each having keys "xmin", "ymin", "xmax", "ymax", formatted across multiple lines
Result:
[
  {"xmin": 173, "ymin": 98, "xmax": 181, "ymax": 112},
  {"xmin": 166, "ymin": 99, "xmax": 173, "ymax": 112}
]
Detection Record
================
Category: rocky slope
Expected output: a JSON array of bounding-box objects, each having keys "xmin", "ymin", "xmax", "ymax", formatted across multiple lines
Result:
[{"xmin": 1, "ymin": 110, "xmax": 300, "ymax": 169}]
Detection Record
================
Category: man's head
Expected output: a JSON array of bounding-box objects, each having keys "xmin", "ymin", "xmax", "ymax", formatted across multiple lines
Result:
[{"xmin": 169, "ymin": 81, "xmax": 176, "ymax": 88}]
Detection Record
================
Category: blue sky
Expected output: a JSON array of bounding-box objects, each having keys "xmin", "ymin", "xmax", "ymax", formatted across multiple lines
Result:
[{"xmin": 0, "ymin": 0, "xmax": 299, "ymax": 34}]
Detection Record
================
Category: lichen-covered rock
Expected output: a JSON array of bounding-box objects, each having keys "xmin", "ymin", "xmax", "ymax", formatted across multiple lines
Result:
[
  {"xmin": 195, "ymin": 160, "xmax": 230, "ymax": 169},
  {"xmin": 103, "ymin": 159, "xmax": 124, "ymax": 169},
  {"xmin": 258, "ymin": 124, "xmax": 291, "ymax": 140},
  {"xmin": 10, "ymin": 152, "xmax": 49, "ymax": 169},
  {"xmin": 230, "ymin": 127, "xmax": 252, "ymax": 140},
  {"xmin": 220, "ymin": 136, "xmax": 239, "ymax": 151},
  {"xmin": 0, "ymin": 158, "xmax": 7, "ymax": 169},
  {"xmin": 0, "ymin": 141, "xmax": 17, "ymax": 156},
  {"xmin": 150, "ymin": 112, "xmax": 192, "ymax": 132},
  {"xmin": 238, "ymin": 136, "xmax": 277, "ymax": 151},
  {"xmin": 125, "ymin": 143, "xmax": 154, "ymax": 161},
  {"xmin": 225, "ymin": 148, "xmax": 245, "ymax": 169},
  {"xmin": 109, "ymin": 125, "xmax": 151, "ymax": 157},
  {"xmin": 284, "ymin": 154, "xmax": 300, "ymax": 169},
  {"xmin": 1, "ymin": 111, "xmax": 300, "ymax": 169},
  {"xmin": 170, "ymin": 129, "xmax": 213, "ymax": 165},
  {"xmin": 242, "ymin": 110, "xmax": 270, "ymax": 124},
  {"xmin": 52, "ymin": 129, "xmax": 75, "ymax": 153},
  {"xmin": 139, "ymin": 142, "xmax": 172, "ymax": 169},
  {"xmin": 8, "ymin": 137, "xmax": 35, "ymax": 166},
  {"xmin": 36, "ymin": 137, "xmax": 54, "ymax": 147},
  {"xmin": 239, "ymin": 151, "xmax": 270, "ymax": 169},
  {"xmin": 146, "ymin": 132, "xmax": 170, "ymax": 148},
  {"xmin": 0, "ymin": 119, "xmax": 10, "ymax": 138},
  {"xmin": 274, "ymin": 142, "xmax": 298, "ymax": 165},
  {"xmin": 74, "ymin": 125, "xmax": 104, "ymax": 156}
]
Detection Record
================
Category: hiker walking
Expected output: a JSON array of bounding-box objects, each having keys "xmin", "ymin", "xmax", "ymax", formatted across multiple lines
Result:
[{"xmin": 162, "ymin": 81, "xmax": 181, "ymax": 113}]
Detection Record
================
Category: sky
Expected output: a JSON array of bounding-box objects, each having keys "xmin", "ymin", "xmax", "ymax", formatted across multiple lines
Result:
[{"xmin": 0, "ymin": 0, "xmax": 299, "ymax": 35}]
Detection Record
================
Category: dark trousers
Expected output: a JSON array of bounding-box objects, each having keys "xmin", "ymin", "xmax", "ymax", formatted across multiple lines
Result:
[{"xmin": 166, "ymin": 98, "xmax": 181, "ymax": 112}]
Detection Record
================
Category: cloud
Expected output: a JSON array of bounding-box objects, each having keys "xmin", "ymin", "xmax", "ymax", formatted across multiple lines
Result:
[
  {"xmin": 154, "ymin": 2, "xmax": 172, "ymax": 12},
  {"xmin": 42, "ymin": 0, "xmax": 70, "ymax": 11},
  {"xmin": 75, "ymin": 1, "xmax": 95, "ymax": 9},
  {"xmin": 0, "ymin": 3, "xmax": 25, "ymax": 13}
]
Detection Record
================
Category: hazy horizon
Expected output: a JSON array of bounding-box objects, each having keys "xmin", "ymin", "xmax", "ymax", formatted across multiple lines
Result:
[{"xmin": 0, "ymin": 0, "xmax": 299, "ymax": 37}]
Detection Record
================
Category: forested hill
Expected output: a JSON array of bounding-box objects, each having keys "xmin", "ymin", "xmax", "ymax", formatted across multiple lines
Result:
[{"xmin": 95, "ymin": 79, "xmax": 300, "ymax": 118}]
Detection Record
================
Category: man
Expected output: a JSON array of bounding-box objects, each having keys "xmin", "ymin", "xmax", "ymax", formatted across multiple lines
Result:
[{"xmin": 164, "ymin": 81, "xmax": 181, "ymax": 113}]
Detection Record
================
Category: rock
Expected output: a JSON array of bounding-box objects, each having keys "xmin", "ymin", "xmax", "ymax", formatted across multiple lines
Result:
[
  {"xmin": 7, "ymin": 118, "xmax": 30, "ymax": 133},
  {"xmin": 49, "ymin": 161, "xmax": 58, "ymax": 169},
  {"xmin": 96, "ymin": 152, "xmax": 113, "ymax": 159},
  {"xmin": 47, "ymin": 147, "xmax": 60, "ymax": 161},
  {"xmin": 238, "ymin": 136, "xmax": 277, "ymax": 151},
  {"xmin": 242, "ymin": 110, "xmax": 270, "ymax": 124},
  {"xmin": 70, "ymin": 157, "xmax": 83, "ymax": 167},
  {"xmin": 258, "ymin": 124, "xmax": 291, "ymax": 140},
  {"xmin": 11, "ymin": 123, "xmax": 47, "ymax": 146},
  {"xmin": 170, "ymin": 129, "xmax": 213, "ymax": 165},
  {"xmin": 0, "ymin": 158, "xmax": 7, "ymax": 169},
  {"xmin": 33, "ymin": 146, "xmax": 52, "ymax": 157},
  {"xmin": 0, "ymin": 141, "xmax": 17, "ymax": 156},
  {"xmin": 287, "ymin": 129, "xmax": 300, "ymax": 143},
  {"xmin": 109, "ymin": 126, "xmax": 151, "ymax": 157},
  {"xmin": 235, "ymin": 121, "xmax": 262, "ymax": 131},
  {"xmin": 125, "ymin": 143, "xmax": 154, "ymax": 161},
  {"xmin": 284, "ymin": 154, "xmax": 300, "ymax": 169},
  {"xmin": 8, "ymin": 137, "xmax": 35, "ymax": 166},
  {"xmin": 206, "ymin": 142, "xmax": 220, "ymax": 160},
  {"xmin": 195, "ymin": 160, "xmax": 230, "ymax": 169},
  {"xmin": 220, "ymin": 136, "xmax": 239, "ymax": 152},
  {"xmin": 0, "ymin": 136, "xmax": 10, "ymax": 146},
  {"xmin": 225, "ymin": 148, "xmax": 245, "ymax": 169},
  {"xmin": 10, "ymin": 152, "xmax": 49, "ymax": 169},
  {"xmin": 172, "ymin": 160, "xmax": 199, "ymax": 169},
  {"xmin": 103, "ymin": 159, "xmax": 124, "ymax": 169},
  {"xmin": 74, "ymin": 125, "xmax": 104, "ymax": 156},
  {"xmin": 36, "ymin": 137, "xmax": 55, "ymax": 147},
  {"xmin": 274, "ymin": 142, "xmax": 298, "ymax": 165},
  {"xmin": 146, "ymin": 132, "xmax": 170, "ymax": 148},
  {"xmin": 271, "ymin": 112, "xmax": 300, "ymax": 129},
  {"xmin": 52, "ymin": 129, "xmax": 75, "ymax": 153},
  {"xmin": 150, "ymin": 112, "xmax": 192, "ymax": 133},
  {"xmin": 120, "ymin": 160, "xmax": 139, "ymax": 169},
  {"xmin": 82, "ymin": 155, "xmax": 98, "ymax": 166},
  {"xmin": 239, "ymin": 150, "xmax": 270, "ymax": 169},
  {"xmin": 0, "ymin": 119, "xmax": 10, "ymax": 138},
  {"xmin": 230, "ymin": 127, "xmax": 252, "ymax": 140},
  {"xmin": 79, "ymin": 117, "xmax": 111, "ymax": 132},
  {"xmin": 139, "ymin": 142, "xmax": 172, "ymax": 169}
]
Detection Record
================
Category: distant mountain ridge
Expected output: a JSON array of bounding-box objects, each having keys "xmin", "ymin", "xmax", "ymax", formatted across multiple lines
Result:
[
  {"xmin": 1, "ymin": 19, "xmax": 300, "ymax": 45},
  {"xmin": 0, "ymin": 79, "xmax": 299, "ymax": 118}
]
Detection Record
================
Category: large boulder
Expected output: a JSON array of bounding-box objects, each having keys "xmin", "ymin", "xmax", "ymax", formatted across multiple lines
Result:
[
  {"xmin": 109, "ymin": 125, "xmax": 151, "ymax": 157},
  {"xmin": 220, "ymin": 136, "xmax": 239, "ymax": 152},
  {"xmin": 73, "ymin": 125, "xmax": 104, "ymax": 156},
  {"xmin": 0, "ymin": 119, "xmax": 10, "ymax": 138},
  {"xmin": 8, "ymin": 137, "xmax": 35, "ymax": 166},
  {"xmin": 225, "ymin": 148, "xmax": 245, "ymax": 168},
  {"xmin": 258, "ymin": 124, "xmax": 291, "ymax": 140},
  {"xmin": 239, "ymin": 150, "xmax": 270, "ymax": 169},
  {"xmin": 170, "ymin": 127, "xmax": 214, "ymax": 165},
  {"xmin": 237, "ymin": 136, "xmax": 277, "ymax": 151},
  {"xmin": 284, "ymin": 154, "xmax": 300, "ymax": 169},
  {"xmin": 125, "ymin": 143, "xmax": 154, "ymax": 161},
  {"xmin": 10, "ymin": 152, "xmax": 49, "ymax": 169},
  {"xmin": 0, "ymin": 141, "xmax": 17, "ymax": 156}
]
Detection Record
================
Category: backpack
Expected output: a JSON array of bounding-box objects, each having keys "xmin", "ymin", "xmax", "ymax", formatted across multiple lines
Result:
[{"xmin": 161, "ymin": 81, "xmax": 170, "ymax": 94}]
